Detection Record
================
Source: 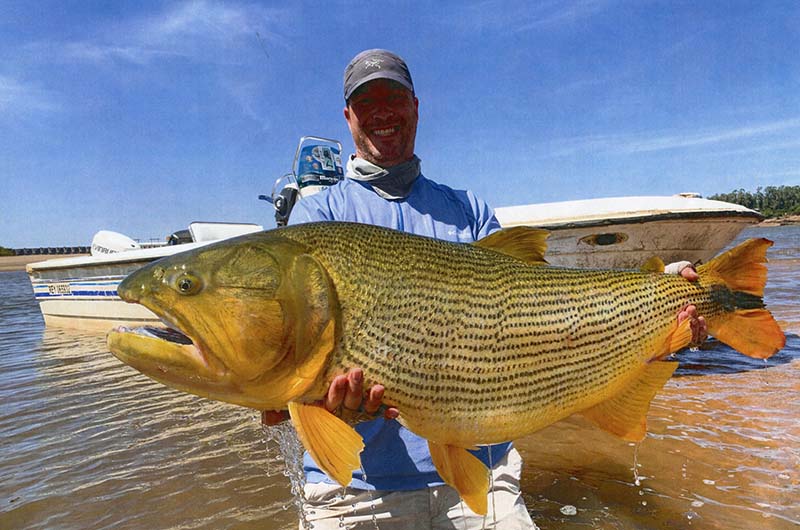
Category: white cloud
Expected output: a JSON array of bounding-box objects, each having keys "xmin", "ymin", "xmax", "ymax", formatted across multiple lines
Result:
[
  {"xmin": 451, "ymin": 0, "xmax": 611, "ymax": 33},
  {"xmin": 543, "ymin": 118, "xmax": 800, "ymax": 158},
  {"xmin": 0, "ymin": 75, "xmax": 60, "ymax": 114},
  {"xmin": 63, "ymin": 0, "xmax": 291, "ymax": 66},
  {"xmin": 615, "ymin": 118, "xmax": 800, "ymax": 154}
]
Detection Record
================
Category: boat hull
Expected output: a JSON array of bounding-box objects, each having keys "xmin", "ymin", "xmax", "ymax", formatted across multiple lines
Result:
[
  {"xmin": 495, "ymin": 195, "xmax": 762, "ymax": 269},
  {"xmin": 29, "ymin": 269, "xmax": 160, "ymax": 331},
  {"xmin": 27, "ymin": 246, "xmax": 204, "ymax": 331},
  {"xmin": 530, "ymin": 216, "xmax": 757, "ymax": 269}
]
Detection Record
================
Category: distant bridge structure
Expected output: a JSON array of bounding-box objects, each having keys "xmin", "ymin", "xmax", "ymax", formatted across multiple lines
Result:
[{"xmin": 13, "ymin": 246, "xmax": 91, "ymax": 256}]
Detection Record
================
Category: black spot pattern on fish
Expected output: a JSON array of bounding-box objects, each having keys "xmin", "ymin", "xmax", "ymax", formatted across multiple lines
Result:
[{"xmin": 277, "ymin": 222, "xmax": 734, "ymax": 444}]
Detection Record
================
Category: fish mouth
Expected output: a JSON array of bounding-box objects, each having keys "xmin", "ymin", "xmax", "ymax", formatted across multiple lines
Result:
[
  {"xmin": 107, "ymin": 323, "xmax": 221, "ymax": 383},
  {"xmin": 129, "ymin": 325, "xmax": 194, "ymax": 345}
]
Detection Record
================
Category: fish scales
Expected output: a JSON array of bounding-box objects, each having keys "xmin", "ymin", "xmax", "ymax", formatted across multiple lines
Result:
[
  {"xmin": 108, "ymin": 222, "xmax": 785, "ymax": 514},
  {"xmin": 276, "ymin": 223, "xmax": 701, "ymax": 444}
]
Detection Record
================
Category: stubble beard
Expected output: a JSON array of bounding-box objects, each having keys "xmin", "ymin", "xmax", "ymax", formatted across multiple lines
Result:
[{"xmin": 353, "ymin": 126, "xmax": 416, "ymax": 168}]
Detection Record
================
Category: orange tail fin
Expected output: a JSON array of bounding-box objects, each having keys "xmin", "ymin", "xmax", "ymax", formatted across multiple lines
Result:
[{"xmin": 697, "ymin": 238, "xmax": 785, "ymax": 359}]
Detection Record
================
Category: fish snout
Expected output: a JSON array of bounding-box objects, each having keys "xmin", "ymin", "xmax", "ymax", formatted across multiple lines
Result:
[{"xmin": 117, "ymin": 265, "xmax": 165, "ymax": 302}]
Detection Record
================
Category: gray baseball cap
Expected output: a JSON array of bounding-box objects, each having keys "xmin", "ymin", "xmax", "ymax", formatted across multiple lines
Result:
[{"xmin": 343, "ymin": 49, "xmax": 414, "ymax": 101}]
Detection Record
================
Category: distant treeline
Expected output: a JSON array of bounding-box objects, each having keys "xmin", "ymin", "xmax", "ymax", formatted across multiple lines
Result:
[
  {"xmin": 709, "ymin": 185, "xmax": 800, "ymax": 217},
  {"xmin": 0, "ymin": 246, "xmax": 13, "ymax": 257}
]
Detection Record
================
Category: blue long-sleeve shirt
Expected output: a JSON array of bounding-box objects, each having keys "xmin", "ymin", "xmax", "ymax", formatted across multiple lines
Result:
[{"xmin": 288, "ymin": 174, "xmax": 511, "ymax": 491}]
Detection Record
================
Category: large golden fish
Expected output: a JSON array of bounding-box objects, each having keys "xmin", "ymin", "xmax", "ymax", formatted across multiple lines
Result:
[{"xmin": 107, "ymin": 222, "xmax": 785, "ymax": 514}]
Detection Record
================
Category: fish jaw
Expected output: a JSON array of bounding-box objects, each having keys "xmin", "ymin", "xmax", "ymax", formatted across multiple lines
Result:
[
  {"xmin": 106, "ymin": 325, "xmax": 322, "ymax": 410},
  {"xmin": 107, "ymin": 326, "xmax": 233, "ymax": 400}
]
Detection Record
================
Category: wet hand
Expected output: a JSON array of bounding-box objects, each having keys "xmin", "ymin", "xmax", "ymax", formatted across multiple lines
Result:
[
  {"xmin": 678, "ymin": 264, "xmax": 699, "ymax": 282},
  {"xmin": 671, "ymin": 263, "xmax": 707, "ymax": 345},
  {"xmin": 678, "ymin": 304, "xmax": 708, "ymax": 346},
  {"xmin": 324, "ymin": 368, "xmax": 399, "ymax": 422},
  {"xmin": 260, "ymin": 368, "xmax": 398, "ymax": 427},
  {"xmin": 261, "ymin": 409, "xmax": 289, "ymax": 425}
]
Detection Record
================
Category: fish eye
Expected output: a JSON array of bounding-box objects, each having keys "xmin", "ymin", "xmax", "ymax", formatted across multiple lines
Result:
[{"xmin": 175, "ymin": 273, "xmax": 202, "ymax": 295}]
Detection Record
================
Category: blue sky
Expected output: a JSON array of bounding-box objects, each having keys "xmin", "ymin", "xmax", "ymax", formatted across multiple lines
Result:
[{"xmin": 1, "ymin": 1, "xmax": 798, "ymax": 247}]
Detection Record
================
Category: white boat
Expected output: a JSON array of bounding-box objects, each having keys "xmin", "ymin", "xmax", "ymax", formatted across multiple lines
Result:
[
  {"xmin": 494, "ymin": 194, "xmax": 762, "ymax": 269},
  {"xmin": 27, "ymin": 222, "xmax": 263, "ymax": 331}
]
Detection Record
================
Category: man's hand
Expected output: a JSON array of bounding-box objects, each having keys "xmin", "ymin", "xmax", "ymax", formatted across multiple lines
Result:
[
  {"xmin": 674, "ymin": 264, "xmax": 708, "ymax": 346},
  {"xmin": 678, "ymin": 304, "xmax": 707, "ymax": 346},
  {"xmin": 323, "ymin": 368, "xmax": 399, "ymax": 422},
  {"xmin": 260, "ymin": 367, "xmax": 398, "ymax": 426}
]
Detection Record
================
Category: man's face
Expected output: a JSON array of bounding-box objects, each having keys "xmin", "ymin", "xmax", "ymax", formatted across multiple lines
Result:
[{"xmin": 344, "ymin": 79, "xmax": 418, "ymax": 167}]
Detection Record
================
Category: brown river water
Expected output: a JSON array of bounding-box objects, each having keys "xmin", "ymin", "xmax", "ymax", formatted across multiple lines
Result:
[{"xmin": 1, "ymin": 226, "xmax": 798, "ymax": 529}]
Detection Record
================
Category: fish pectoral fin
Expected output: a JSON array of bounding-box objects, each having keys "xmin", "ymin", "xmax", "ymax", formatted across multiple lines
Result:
[
  {"xmin": 428, "ymin": 441, "xmax": 489, "ymax": 515},
  {"xmin": 581, "ymin": 361, "xmax": 678, "ymax": 442},
  {"xmin": 473, "ymin": 227, "xmax": 549, "ymax": 265},
  {"xmin": 287, "ymin": 402, "xmax": 364, "ymax": 486}
]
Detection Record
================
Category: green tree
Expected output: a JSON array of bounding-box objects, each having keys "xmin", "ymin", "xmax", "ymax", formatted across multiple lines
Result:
[{"xmin": 710, "ymin": 185, "xmax": 800, "ymax": 218}]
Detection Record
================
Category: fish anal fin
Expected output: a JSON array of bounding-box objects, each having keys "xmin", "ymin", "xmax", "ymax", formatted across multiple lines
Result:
[
  {"xmin": 474, "ymin": 227, "xmax": 548, "ymax": 265},
  {"xmin": 428, "ymin": 441, "xmax": 489, "ymax": 515},
  {"xmin": 640, "ymin": 256, "xmax": 665, "ymax": 273},
  {"xmin": 709, "ymin": 310, "xmax": 786, "ymax": 359},
  {"xmin": 288, "ymin": 402, "xmax": 364, "ymax": 486},
  {"xmin": 581, "ymin": 361, "xmax": 678, "ymax": 442},
  {"xmin": 655, "ymin": 316, "xmax": 694, "ymax": 360}
]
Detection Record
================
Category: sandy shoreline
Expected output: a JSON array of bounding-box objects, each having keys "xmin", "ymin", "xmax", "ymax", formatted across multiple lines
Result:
[
  {"xmin": 0, "ymin": 255, "xmax": 89, "ymax": 272},
  {"xmin": 757, "ymin": 214, "xmax": 800, "ymax": 227}
]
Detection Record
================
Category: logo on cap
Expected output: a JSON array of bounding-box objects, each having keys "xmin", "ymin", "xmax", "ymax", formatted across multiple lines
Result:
[{"xmin": 364, "ymin": 57, "xmax": 383, "ymax": 69}]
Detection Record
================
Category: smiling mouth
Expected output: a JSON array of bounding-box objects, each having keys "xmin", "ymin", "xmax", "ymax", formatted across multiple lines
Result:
[{"xmin": 372, "ymin": 126, "xmax": 399, "ymax": 137}]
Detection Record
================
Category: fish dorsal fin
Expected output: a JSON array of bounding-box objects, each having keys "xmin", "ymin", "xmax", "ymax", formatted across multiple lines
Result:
[
  {"xmin": 581, "ymin": 361, "xmax": 678, "ymax": 441},
  {"xmin": 473, "ymin": 227, "xmax": 549, "ymax": 264},
  {"xmin": 428, "ymin": 441, "xmax": 489, "ymax": 515},
  {"xmin": 288, "ymin": 402, "xmax": 364, "ymax": 486},
  {"xmin": 640, "ymin": 256, "xmax": 665, "ymax": 273}
]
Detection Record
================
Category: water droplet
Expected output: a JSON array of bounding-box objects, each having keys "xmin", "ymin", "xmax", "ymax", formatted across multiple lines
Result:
[
  {"xmin": 702, "ymin": 479, "xmax": 715, "ymax": 485},
  {"xmin": 560, "ymin": 505, "xmax": 577, "ymax": 516},
  {"xmin": 691, "ymin": 500, "xmax": 704, "ymax": 508},
  {"xmin": 262, "ymin": 422, "xmax": 312, "ymax": 528}
]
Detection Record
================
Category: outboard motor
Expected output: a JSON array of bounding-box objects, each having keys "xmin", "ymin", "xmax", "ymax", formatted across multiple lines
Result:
[
  {"xmin": 273, "ymin": 185, "xmax": 299, "ymax": 226},
  {"xmin": 90, "ymin": 230, "xmax": 140, "ymax": 256},
  {"xmin": 260, "ymin": 137, "xmax": 344, "ymax": 226}
]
